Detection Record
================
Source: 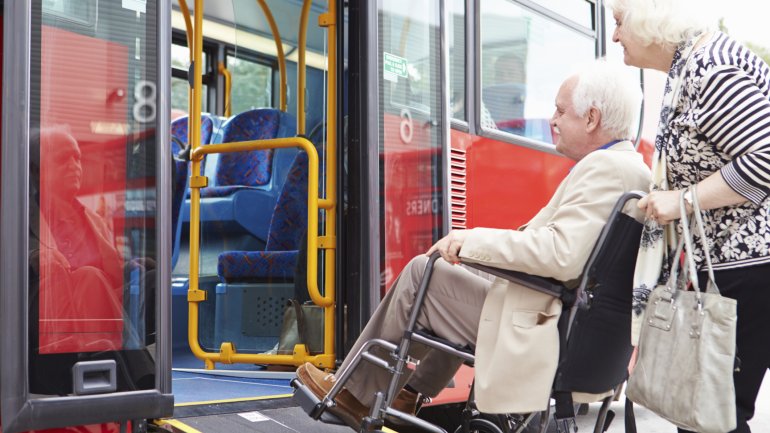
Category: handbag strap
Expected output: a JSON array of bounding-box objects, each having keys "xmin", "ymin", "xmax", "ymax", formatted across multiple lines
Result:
[
  {"xmin": 665, "ymin": 189, "xmax": 718, "ymax": 300},
  {"xmin": 688, "ymin": 185, "xmax": 719, "ymax": 293},
  {"xmin": 679, "ymin": 190, "xmax": 703, "ymax": 298}
]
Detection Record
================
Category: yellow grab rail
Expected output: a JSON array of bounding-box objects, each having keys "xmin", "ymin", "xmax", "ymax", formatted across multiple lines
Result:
[
  {"xmin": 256, "ymin": 0, "xmax": 287, "ymax": 112},
  {"xmin": 187, "ymin": 137, "xmax": 335, "ymax": 369},
  {"xmin": 319, "ymin": 0, "xmax": 338, "ymax": 338},
  {"xmin": 218, "ymin": 62, "xmax": 232, "ymax": 117},
  {"xmin": 178, "ymin": 0, "xmax": 193, "ymax": 57},
  {"xmin": 297, "ymin": 0, "xmax": 313, "ymax": 135},
  {"xmin": 179, "ymin": 0, "xmax": 194, "ymax": 153},
  {"xmin": 185, "ymin": 0, "xmax": 338, "ymax": 370}
]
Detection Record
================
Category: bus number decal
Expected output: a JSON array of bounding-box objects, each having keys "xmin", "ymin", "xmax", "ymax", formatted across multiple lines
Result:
[
  {"xmin": 400, "ymin": 108, "xmax": 413, "ymax": 144},
  {"xmin": 133, "ymin": 80, "xmax": 157, "ymax": 123}
]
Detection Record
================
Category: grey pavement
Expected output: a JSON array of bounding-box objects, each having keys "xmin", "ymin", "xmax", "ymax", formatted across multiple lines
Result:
[{"xmin": 576, "ymin": 380, "xmax": 769, "ymax": 432}]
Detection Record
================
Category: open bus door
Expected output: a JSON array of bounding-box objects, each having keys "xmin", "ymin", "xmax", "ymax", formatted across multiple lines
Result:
[{"xmin": 0, "ymin": 1, "xmax": 173, "ymax": 432}]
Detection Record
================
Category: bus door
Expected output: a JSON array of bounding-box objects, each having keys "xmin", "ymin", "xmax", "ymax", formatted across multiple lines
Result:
[
  {"xmin": 0, "ymin": 1, "xmax": 172, "ymax": 431},
  {"xmin": 346, "ymin": 0, "xmax": 447, "ymax": 329},
  {"xmin": 179, "ymin": 0, "xmax": 336, "ymax": 371}
]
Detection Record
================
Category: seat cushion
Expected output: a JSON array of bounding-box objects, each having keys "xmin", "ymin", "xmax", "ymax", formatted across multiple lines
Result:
[{"xmin": 218, "ymin": 250, "xmax": 299, "ymax": 281}]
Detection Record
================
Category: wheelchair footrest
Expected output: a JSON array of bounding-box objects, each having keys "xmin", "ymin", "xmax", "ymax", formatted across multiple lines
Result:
[{"xmin": 290, "ymin": 378, "xmax": 346, "ymax": 425}]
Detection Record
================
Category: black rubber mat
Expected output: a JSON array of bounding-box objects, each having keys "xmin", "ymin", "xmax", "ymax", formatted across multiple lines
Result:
[
  {"xmin": 173, "ymin": 396, "xmax": 297, "ymax": 419},
  {"xmin": 171, "ymin": 405, "xmax": 352, "ymax": 433}
]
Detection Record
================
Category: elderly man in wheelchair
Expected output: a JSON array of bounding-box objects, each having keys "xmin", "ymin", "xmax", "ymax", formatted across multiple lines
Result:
[{"xmin": 294, "ymin": 60, "xmax": 651, "ymax": 433}]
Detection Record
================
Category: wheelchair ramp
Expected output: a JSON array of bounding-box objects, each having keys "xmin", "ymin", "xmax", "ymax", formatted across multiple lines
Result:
[
  {"xmin": 160, "ymin": 348, "xmax": 378, "ymax": 433},
  {"xmin": 161, "ymin": 404, "xmax": 353, "ymax": 433}
]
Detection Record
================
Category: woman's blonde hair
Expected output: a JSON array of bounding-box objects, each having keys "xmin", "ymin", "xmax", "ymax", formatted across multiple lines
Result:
[{"xmin": 606, "ymin": 0, "xmax": 716, "ymax": 47}]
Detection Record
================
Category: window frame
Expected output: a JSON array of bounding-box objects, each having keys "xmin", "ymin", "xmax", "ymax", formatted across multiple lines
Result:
[{"xmin": 469, "ymin": 0, "xmax": 601, "ymax": 154}]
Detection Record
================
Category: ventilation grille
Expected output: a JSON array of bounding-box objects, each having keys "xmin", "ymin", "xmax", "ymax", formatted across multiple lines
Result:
[{"xmin": 450, "ymin": 147, "xmax": 467, "ymax": 229}]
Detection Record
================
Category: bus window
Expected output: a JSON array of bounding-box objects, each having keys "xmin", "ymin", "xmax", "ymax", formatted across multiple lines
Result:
[
  {"xmin": 480, "ymin": 0, "xmax": 594, "ymax": 143},
  {"xmin": 225, "ymin": 51, "xmax": 273, "ymax": 113},
  {"xmin": 171, "ymin": 42, "xmax": 208, "ymax": 113},
  {"xmin": 533, "ymin": 0, "xmax": 594, "ymax": 29},
  {"xmin": 449, "ymin": 0, "xmax": 466, "ymax": 122}
]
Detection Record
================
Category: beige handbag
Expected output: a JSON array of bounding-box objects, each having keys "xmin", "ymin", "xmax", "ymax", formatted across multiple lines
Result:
[
  {"xmin": 626, "ymin": 187, "xmax": 737, "ymax": 433},
  {"xmin": 277, "ymin": 299, "xmax": 324, "ymax": 355}
]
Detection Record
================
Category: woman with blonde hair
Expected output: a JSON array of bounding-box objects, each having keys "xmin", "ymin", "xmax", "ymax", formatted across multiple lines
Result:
[{"xmin": 607, "ymin": 0, "xmax": 770, "ymax": 432}]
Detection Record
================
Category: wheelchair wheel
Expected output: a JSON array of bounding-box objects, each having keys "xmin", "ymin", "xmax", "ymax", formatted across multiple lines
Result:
[{"xmin": 453, "ymin": 418, "xmax": 504, "ymax": 433}]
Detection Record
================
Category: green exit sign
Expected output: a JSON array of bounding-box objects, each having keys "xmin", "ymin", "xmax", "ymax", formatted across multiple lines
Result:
[{"xmin": 383, "ymin": 52, "xmax": 408, "ymax": 82}]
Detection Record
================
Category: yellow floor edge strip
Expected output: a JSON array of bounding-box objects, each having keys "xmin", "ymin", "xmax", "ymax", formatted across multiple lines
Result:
[
  {"xmin": 174, "ymin": 393, "xmax": 293, "ymax": 407},
  {"xmin": 153, "ymin": 418, "xmax": 204, "ymax": 433}
]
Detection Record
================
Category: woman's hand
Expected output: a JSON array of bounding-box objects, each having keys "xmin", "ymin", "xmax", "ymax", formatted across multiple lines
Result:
[
  {"xmin": 637, "ymin": 190, "xmax": 686, "ymax": 225},
  {"xmin": 426, "ymin": 229, "xmax": 468, "ymax": 264}
]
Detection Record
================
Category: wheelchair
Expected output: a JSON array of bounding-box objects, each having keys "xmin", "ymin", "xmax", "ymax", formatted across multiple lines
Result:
[{"xmin": 293, "ymin": 191, "xmax": 645, "ymax": 433}]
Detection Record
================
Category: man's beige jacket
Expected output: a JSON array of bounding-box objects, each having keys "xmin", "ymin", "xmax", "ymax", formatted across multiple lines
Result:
[{"xmin": 459, "ymin": 141, "xmax": 650, "ymax": 414}]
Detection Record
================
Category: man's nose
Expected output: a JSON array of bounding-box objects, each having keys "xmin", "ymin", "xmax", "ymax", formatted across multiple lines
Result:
[{"xmin": 612, "ymin": 27, "xmax": 620, "ymax": 43}]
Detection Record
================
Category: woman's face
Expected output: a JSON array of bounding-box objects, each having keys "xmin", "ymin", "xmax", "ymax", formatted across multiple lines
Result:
[{"xmin": 611, "ymin": 10, "xmax": 648, "ymax": 68}]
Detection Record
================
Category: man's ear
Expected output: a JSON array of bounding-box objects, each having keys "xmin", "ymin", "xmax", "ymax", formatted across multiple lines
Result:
[{"xmin": 585, "ymin": 106, "xmax": 601, "ymax": 133}]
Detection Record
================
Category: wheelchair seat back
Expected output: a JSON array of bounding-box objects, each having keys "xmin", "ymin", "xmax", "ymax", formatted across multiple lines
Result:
[{"xmin": 554, "ymin": 201, "xmax": 643, "ymax": 394}]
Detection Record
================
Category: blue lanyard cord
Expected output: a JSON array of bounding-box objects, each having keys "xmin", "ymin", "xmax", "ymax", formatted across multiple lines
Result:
[{"xmin": 598, "ymin": 139, "xmax": 625, "ymax": 151}]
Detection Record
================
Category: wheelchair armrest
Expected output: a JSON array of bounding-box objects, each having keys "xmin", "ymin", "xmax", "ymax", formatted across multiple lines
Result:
[{"xmin": 460, "ymin": 261, "xmax": 566, "ymax": 299}]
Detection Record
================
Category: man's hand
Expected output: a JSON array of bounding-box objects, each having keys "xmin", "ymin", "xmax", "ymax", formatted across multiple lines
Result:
[
  {"xmin": 426, "ymin": 230, "xmax": 468, "ymax": 264},
  {"xmin": 638, "ymin": 190, "xmax": 688, "ymax": 225}
]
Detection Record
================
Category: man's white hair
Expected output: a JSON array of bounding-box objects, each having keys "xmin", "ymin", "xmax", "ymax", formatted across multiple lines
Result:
[
  {"xmin": 605, "ymin": 0, "xmax": 716, "ymax": 47},
  {"xmin": 571, "ymin": 60, "xmax": 642, "ymax": 140}
]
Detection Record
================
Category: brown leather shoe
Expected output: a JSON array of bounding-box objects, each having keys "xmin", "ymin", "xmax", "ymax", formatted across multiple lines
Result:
[
  {"xmin": 296, "ymin": 362, "xmax": 369, "ymax": 429},
  {"xmin": 391, "ymin": 388, "xmax": 420, "ymax": 415}
]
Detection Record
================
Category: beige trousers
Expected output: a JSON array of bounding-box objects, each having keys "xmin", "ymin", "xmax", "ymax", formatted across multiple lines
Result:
[{"xmin": 339, "ymin": 255, "xmax": 492, "ymax": 406}]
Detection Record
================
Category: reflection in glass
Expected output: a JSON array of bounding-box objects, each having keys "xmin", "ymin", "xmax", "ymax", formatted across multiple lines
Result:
[
  {"xmin": 480, "ymin": 0, "xmax": 594, "ymax": 143},
  {"xmin": 449, "ymin": 0, "xmax": 466, "ymax": 121},
  {"xmin": 379, "ymin": 1, "xmax": 444, "ymax": 292},
  {"xmin": 28, "ymin": 1, "xmax": 157, "ymax": 396}
]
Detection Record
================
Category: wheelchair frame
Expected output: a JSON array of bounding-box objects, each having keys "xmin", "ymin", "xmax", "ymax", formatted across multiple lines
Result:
[{"xmin": 293, "ymin": 191, "xmax": 645, "ymax": 433}]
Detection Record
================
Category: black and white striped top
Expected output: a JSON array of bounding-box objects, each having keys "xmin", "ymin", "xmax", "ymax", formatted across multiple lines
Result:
[{"xmin": 665, "ymin": 31, "xmax": 770, "ymax": 270}]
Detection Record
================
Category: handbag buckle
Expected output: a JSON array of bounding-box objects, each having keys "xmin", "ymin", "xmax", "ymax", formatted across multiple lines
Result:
[
  {"xmin": 689, "ymin": 302, "xmax": 705, "ymax": 338},
  {"xmin": 649, "ymin": 295, "xmax": 676, "ymax": 331}
]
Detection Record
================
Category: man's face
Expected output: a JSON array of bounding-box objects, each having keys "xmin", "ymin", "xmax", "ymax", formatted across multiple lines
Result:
[
  {"xmin": 42, "ymin": 132, "xmax": 83, "ymax": 199},
  {"xmin": 551, "ymin": 76, "xmax": 590, "ymax": 161}
]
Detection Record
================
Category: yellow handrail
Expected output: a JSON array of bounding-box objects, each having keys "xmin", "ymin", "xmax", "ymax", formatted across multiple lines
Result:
[
  {"xmin": 318, "ymin": 0, "xmax": 338, "ymax": 358},
  {"xmin": 188, "ymin": 0, "xmax": 204, "ymax": 334},
  {"xmin": 179, "ymin": 0, "xmax": 194, "ymax": 153},
  {"xmin": 218, "ymin": 62, "xmax": 232, "ymax": 117},
  {"xmin": 178, "ymin": 0, "xmax": 193, "ymax": 57},
  {"xmin": 297, "ymin": 0, "xmax": 313, "ymax": 135},
  {"xmin": 184, "ymin": 0, "xmax": 338, "ymax": 370},
  {"xmin": 256, "ymin": 0, "xmax": 287, "ymax": 111},
  {"xmin": 186, "ymin": 137, "xmax": 334, "ymax": 369}
]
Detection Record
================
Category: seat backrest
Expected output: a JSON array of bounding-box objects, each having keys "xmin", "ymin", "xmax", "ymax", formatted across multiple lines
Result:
[
  {"xmin": 265, "ymin": 150, "xmax": 309, "ymax": 252},
  {"xmin": 214, "ymin": 109, "xmax": 297, "ymax": 188},
  {"xmin": 553, "ymin": 192, "xmax": 644, "ymax": 394},
  {"xmin": 170, "ymin": 137, "xmax": 189, "ymax": 267},
  {"xmin": 170, "ymin": 114, "xmax": 215, "ymax": 149}
]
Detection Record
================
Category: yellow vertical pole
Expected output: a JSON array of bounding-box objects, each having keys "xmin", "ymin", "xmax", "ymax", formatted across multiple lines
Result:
[
  {"xmin": 179, "ymin": 0, "xmax": 194, "ymax": 154},
  {"xmin": 298, "ymin": 0, "xmax": 313, "ymax": 135},
  {"xmin": 319, "ymin": 0, "xmax": 337, "ymax": 358},
  {"xmin": 187, "ymin": 0, "xmax": 209, "ymax": 367}
]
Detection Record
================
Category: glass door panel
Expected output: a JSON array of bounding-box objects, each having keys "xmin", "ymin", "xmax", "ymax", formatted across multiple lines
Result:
[
  {"xmin": 378, "ymin": 0, "xmax": 444, "ymax": 293},
  {"xmin": 29, "ymin": 0, "xmax": 158, "ymax": 396}
]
